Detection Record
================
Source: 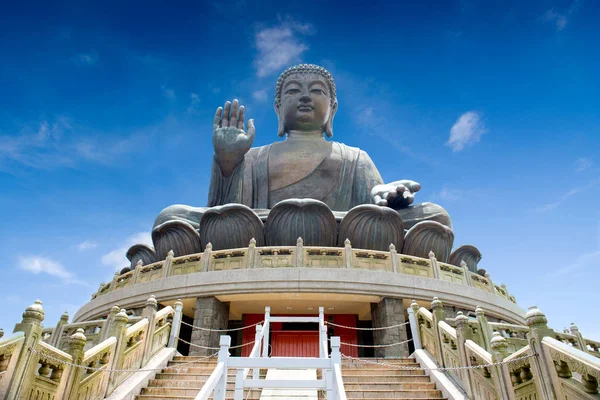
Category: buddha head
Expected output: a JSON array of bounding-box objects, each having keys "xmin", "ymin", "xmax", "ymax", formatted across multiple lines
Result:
[{"xmin": 274, "ymin": 64, "xmax": 338, "ymax": 138}]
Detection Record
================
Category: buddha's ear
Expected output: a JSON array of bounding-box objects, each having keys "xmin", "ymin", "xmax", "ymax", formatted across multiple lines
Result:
[
  {"xmin": 275, "ymin": 105, "xmax": 285, "ymax": 137},
  {"xmin": 325, "ymin": 100, "xmax": 338, "ymax": 138}
]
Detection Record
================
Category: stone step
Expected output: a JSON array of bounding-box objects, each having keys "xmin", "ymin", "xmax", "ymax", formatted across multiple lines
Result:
[
  {"xmin": 344, "ymin": 383, "xmax": 436, "ymax": 390},
  {"xmin": 342, "ymin": 375, "xmax": 432, "ymax": 383},
  {"xmin": 344, "ymin": 390, "xmax": 443, "ymax": 399},
  {"xmin": 342, "ymin": 369, "xmax": 425, "ymax": 376}
]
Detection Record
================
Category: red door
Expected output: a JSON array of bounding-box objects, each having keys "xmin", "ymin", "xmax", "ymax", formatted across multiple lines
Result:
[{"xmin": 271, "ymin": 331, "xmax": 320, "ymax": 357}]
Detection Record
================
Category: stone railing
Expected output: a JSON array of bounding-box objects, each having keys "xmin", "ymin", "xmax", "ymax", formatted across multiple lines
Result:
[
  {"xmin": 0, "ymin": 296, "xmax": 182, "ymax": 400},
  {"xmin": 93, "ymin": 240, "xmax": 516, "ymax": 304},
  {"xmin": 409, "ymin": 297, "xmax": 600, "ymax": 399}
]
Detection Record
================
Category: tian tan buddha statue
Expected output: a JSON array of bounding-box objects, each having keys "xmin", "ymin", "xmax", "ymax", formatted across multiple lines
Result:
[{"xmin": 126, "ymin": 64, "xmax": 481, "ymax": 274}]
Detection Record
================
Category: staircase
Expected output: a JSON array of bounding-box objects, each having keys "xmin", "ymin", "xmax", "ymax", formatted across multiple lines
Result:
[{"xmin": 135, "ymin": 356, "xmax": 446, "ymax": 400}]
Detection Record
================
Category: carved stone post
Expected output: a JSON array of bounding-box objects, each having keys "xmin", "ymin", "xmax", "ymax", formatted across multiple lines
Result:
[
  {"xmin": 485, "ymin": 272, "xmax": 495, "ymax": 294},
  {"xmin": 296, "ymin": 237, "xmax": 304, "ymax": 267},
  {"xmin": 476, "ymin": 306, "xmax": 492, "ymax": 352},
  {"xmin": 132, "ymin": 259, "xmax": 143, "ymax": 283},
  {"xmin": 431, "ymin": 297, "xmax": 446, "ymax": 367},
  {"xmin": 50, "ymin": 311, "xmax": 69, "ymax": 348},
  {"xmin": 168, "ymin": 299, "xmax": 184, "ymax": 349},
  {"xmin": 104, "ymin": 308, "xmax": 129, "ymax": 397},
  {"xmin": 142, "ymin": 295, "xmax": 158, "ymax": 365},
  {"xmin": 407, "ymin": 300, "xmax": 421, "ymax": 350},
  {"xmin": 490, "ymin": 332, "xmax": 512, "ymax": 400},
  {"xmin": 248, "ymin": 238, "xmax": 257, "ymax": 268},
  {"xmin": 100, "ymin": 305, "xmax": 120, "ymax": 342},
  {"xmin": 162, "ymin": 250, "xmax": 174, "ymax": 278},
  {"xmin": 344, "ymin": 239, "xmax": 352, "ymax": 269},
  {"xmin": 568, "ymin": 323, "xmax": 587, "ymax": 351},
  {"xmin": 460, "ymin": 261, "xmax": 473, "ymax": 286},
  {"xmin": 109, "ymin": 271, "xmax": 120, "ymax": 291},
  {"xmin": 429, "ymin": 251, "xmax": 440, "ymax": 279},
  {"xmin": 454, "ymin": 312, "xmax": 474, "ymax": 398},
  {"xmin": 6, "ymin": 300, "xmax": 45, "ymax": 400},
  {"xmin": 525, "ymin": 306, "xmax": 559, "ymax": 400},
  {"xmin": 201, "ymin": 242, "xmax": 213, "ymax": 272},
  {"xmin": 389, "ymin": 244, "xmax": 399, "ymax": 273},
  {"xmin": 63, "ymin": 328, "xmax": 87, "ymax": 400}
]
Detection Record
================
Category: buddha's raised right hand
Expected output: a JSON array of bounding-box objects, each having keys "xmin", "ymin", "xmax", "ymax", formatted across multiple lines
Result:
[{"xmin": 213, "ymin": 99, "xmax": 256, "ymax": 177}]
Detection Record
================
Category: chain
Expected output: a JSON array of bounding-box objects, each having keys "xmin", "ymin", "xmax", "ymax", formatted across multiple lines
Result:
[
  {"xmin": 180, "ymin": 319, "xmax": 264, "ymax": 332},
  {"xmin": 325, "ymin": 320, "xmax": 410, "ymax": 331},
  {"xmin": 341, "ymin": 353, "xmax": 538, "ymax": 371},
  {"xmin": 28, "ymin": 345, "xmax": 217, "ymax": 373},
  {"xmin": 334, "ymin": 338, "xmax": 413, "ymax": 348},
  {"xmin": 177, "ymin": 337, "xmax": 257, "ymax": 350}
]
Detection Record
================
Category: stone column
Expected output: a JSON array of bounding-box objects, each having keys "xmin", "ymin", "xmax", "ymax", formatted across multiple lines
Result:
[
  {"xmin": 370, "ymin": 297, "xmax": 408, "ymax": 358},
  {"xmin": 190, "ymin": 297, "xmax": 230, "ymax": 356}
]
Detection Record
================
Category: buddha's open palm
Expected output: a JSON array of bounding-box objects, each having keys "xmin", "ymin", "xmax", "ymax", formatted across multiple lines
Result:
[
  {"xmin": 213, "ymin": 99, "xmax": 255, "ymax": 177},
  {"xmin": 371, "ymin": 180, "xmax": 421, "ymax": 209}
]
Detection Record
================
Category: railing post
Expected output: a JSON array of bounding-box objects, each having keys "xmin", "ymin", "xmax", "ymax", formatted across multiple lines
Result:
[
  {"xmin": 202, "ymin": 242, "xmax": 213, "ymax": 272},
  {"xmin": 64, "ymin": 328, "xmax": 87, "ymax": 400},
  {"xmin": 429, "ymin": 251, "xmax": 440, "ymax": 279},
  {"xmin": 330, "ymin": 336, "xmax": 341, "ymax": 400},
  {"xmin": 248, "ymin": 238, "xmax": 257, "ymax": 268},
  {"xmin": 389, "ymin": 243, "xmax": 399, "ymax": 273},
  {"xmin": 253, "ymin": 324, "xmax": 262, "ymax": 380},
  {"xmin": 476, "ymin": 306, "xmax": 492, "ymax": 352},
  {"xmin": 141, "ymin": 295, "xmax": 158, "ymax": 365},
  {"xmin": 460, "ymin": 260, "xmax": 473, "ymax": 286},
  {"xmin": 50, "ymin": 311, "xmax": 69, "ymax": 348},
  {"xmin": 296, "ymin": 237, "xmax": 304, "ymax": 267},
  {"xmin": 319, "ymin": 307, "xmax": 325, "ymax": 358},
  {"xmin": 109, "ymin": 271, "xmax": 120, "ymax": 291},
  {"xmin": 344, "ymin": 238, "xmax": 352, "ymax": 269},
  {"xmin": 214, "ymin": 335, "xmax": 231, "ymax": 400},
  {"xmin": 162, "ymin": 250, "xmax": 174, "ymax": 278},
  {"xmin": 262, "ymin": 306, "xmax": 270, "ymax": 358},
  {"xmin": 104, "ymin": 308, "xmax": 129, "ymax": 397},
  {"xmin": 525, "ymin": 306, "xmax": 560, "ymax": 399},
  {"xmin": 568, "ymin": 323, "xmax": 587, "ymax": 351},
  {"xmin": 6, "ymin": 300, "xmax": 45, "ymax": 400},
  {"xmin": 168, "ymin": 299, "xmax": 184, "ymax": 348},
  {"xmin": 132, "ymin": 259, "xmax": 143, "ymax": 283},
  {"xmin": 100, "ymin": 305, "xmax": 120, "ymax": 342},
  {"xmin": 407, "ymin": 300, "xmax": 421, "ymax": 350},
  {"xmin": 454, "ymin": 312, "xmax": 475, "ymax": 398},
  {"xmin": 490, "ymin": 332, "xmax": 512, "ymax": 400},
  {"xmin": 431, "ymin": 297, "xmax": 446, "ymax": 367}
]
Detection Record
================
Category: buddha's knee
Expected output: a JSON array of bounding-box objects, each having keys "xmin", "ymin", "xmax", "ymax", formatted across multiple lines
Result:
[
  {"xmin": 152, "ymin": 204, "xmax": 205, "ymax": 230},
  {"xmin": 152, "ymin": 205, "xmax": 205, "ymax": 259},
  {"xmin": 399, "ymin": 203, "xmax": 454, "ymax": 262},
  {"xmin": 396, "ymin": 202, "xmax": 452, "ymax": 230}
]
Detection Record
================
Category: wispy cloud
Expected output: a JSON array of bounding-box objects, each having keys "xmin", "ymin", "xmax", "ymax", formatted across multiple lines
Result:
[
  {"xmin": 18, "ymin": 256, "xmax": 88, "ymax": 285},
  {"xmin": 101, "ymin": 232, "xmax": 152, "ymax": 271},
  {"xmin": 534, "ymin": 178, "xmax": 600, "ymax": 212},
  {"xmin": 574, "ymin": 157, "xmax": 593, "ymax": 172},
  {"xmin": 432, "ymin": 186, "xmax": 462, "ymax": 201},
  {"xmin": 161, "ymin": 85, "xmax": 176, "ymax": 101},
  {"xmin": 73, "ymin": 50, "xmax": 98, "ymax": 66},
  {"xmin": 549, "ymin": 249, "xmax": 600, "ymax": 277},
  {"xmin": 446, "ymin": 111, "xmax": 487, "ymax": 152},
  {"xmin": 252, "ymin": 89, "xmax": 268, "ymax": 102},
  {"xmin": 541, "ymin": 0, "xmax": 579, "ymax": 31},
  {"xmin": 254, "ymin": 17, "xmax": 314, "ymax": 78},
  {"xmin": 187, "ymin": 93, "xmax": 201, "ymax": 113},
  {"xmin": 77, "ymin": 240, "xmax": 98, "ymax": 252}
]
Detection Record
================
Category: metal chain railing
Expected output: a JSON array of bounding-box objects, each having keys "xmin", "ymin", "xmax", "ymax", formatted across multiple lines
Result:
[
  {"xmin": 325, "ymin": 320, "xmax": 410, "ymax": 330},
  {"xmin": 341, "ymin": 353, "xmax": 538, "ymax": 371},
  {"xmin": 334, "ymin": 338, "xmax": 413, "ymax": 348},
  {"xmin": 177, "ymin": 337, "xmax": 257, "ymax": 351},
  {"xmin": 28, "ymin": 345, "xmax": 218, "ymax": 373},
  {"xmin": 180, "ymin": 319, "xmax": 264, "ymax": 332}
]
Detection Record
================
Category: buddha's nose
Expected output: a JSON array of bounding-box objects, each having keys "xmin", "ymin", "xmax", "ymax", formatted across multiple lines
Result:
[{"xmin": 299, "ymin": 94, "xmax": 311, "ymax": 103}]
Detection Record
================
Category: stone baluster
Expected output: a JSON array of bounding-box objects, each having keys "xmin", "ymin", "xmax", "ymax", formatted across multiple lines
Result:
[
  {"xmin": 141, "ymin": 295, "xmax": 158, "ymax": 365},
  {"xmin": 568, "ymin": 323, "xmax": 587, "ymax": 351},
  {"xmin": 100, "ymin": 305, "xmax": 120, "ymax": 342},
  {"xmin": 248, "ymin": 238, "xmax": 257, "ymax": 268},
  {"xmin": 296, "ymin": 237, "xmax": 304, "ymax": 267},
  {"xmin": 109, "ymin": 271, "xmax": 120, "ymax": 291},
  {"xmin": 202, "ymin": 243, "xmax": 213, "ymax": 272},
  {"xmin": 162, "ymin": 250, "xmax": 174, "ymax": 278},
  {"xmin": 50, "ymin": 311, "xmax": 69, "ymax": 348},
  {"xmin": 431, "ymin": 297, "xmax": 446, "ymax": 367},
  {"xmin": 132, "ymin": 259, "xmax": 143, "ymax": 283},
  {"xmin": 168, "ymin": 299, "xmax": 184, "ymax": 349},
  {"xmin": 429, "ymin": 251, "xmax": 440, "ymax": 279},
  {"xmin": 389, "ymin": 244, "xmax": 399, "ymax": 273},
  {"xmin": 454, "ymin": 312, "xmax": 475, "ymax": 398},
  {"xmin": 407, "ymin": 300, "xmax": 421, "ymax": 350},
  {"xmin": 476, "ymin": 306, "xmax": 492, "ymax": 352},
  {"xmin": 214, "ymin": 335, "xmax": 231, "ymax": 400},
  {"xmin": 63, "ymin": 328, "xmax": 87, "ymax": 400},
  {"xmin": 253, "ymin": 324, "xmax": 262, "ymax": 379},
  {"xmin": 330, "ymin": 337, "xmax": 342, "ymax": 400},
  {"xmin": 501, "ymin": 283, "xmax": 510, "ymax": 299},
  {"xmin": 490, "ymin": 332, "xmax": 512, "ymax": 400},
  {"xmin": 6, "ymin": 300, "xmax": 45, "ymax": 400},
  {"xmin": 344, "ymin": 238, "xmax": 352, "ymax": 269},
  {"xmin": 460, "ymin": 260, "xmax": 473, "ymax": 286},
  {"xmin": 485, "ymin": 272, "xmax": 495, "ymax": 294},
  {"xmin": 104, "ymin": 308, "xmax": 129, "ymax": 397},
  {"xmin": 524, "ymin": 306, "xmax": 559, "ymax": 400}
]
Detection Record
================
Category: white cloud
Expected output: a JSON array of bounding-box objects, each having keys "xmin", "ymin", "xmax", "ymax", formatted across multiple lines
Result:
[
  {"xmin": 18, "ymin": 256, "xmax": 88, "ymax": 285},
  {"xmin": 101, "ymin": 232, "xmax": 152, "ymax": 271},
  {"xmin": 77, "ymin": 240, "xmax": 98, "ymax": 251},
  {"xmin": 434, "ymin": 186, "xmax": 462, "ymax": 201},
  {"xmin": 534, "ymin": 178, "xmax": 600, "ymax": 212},
  {"xmin": 73, "ymin": 50, "xmax": 98, "ymax": 66},
  {"xmin": 446, "ymin": 111, "xmax": 487, "ymax": 152},
  {"xmin": 550, "ymin": 249, "xmax": 600, "ymax": 277},
  {"xmin": 252, "ymin": 89, "xmax": 268, "ymax": 102},
  {"xmin": 161, "ymin": 85, "xmax": 176, "ymax": 100},
  {"xmin": 187, "ymin": 92, "xmax": 201, "ymax": 113},
  {"xmin": 541, "ymin": 1, "xmax": 579, "ymax": 31},
  {"xmin": 254, "ymin": 18, "xmax": 314, "ymax": 78},
  {"xmin": 574, "ymin": 157, "xmax": 593, "ymax": 172}
]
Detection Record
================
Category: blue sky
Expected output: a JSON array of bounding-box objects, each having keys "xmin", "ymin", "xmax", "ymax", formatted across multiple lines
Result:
[{"xmin": 1, "ymin": 0, "xmax": 599, "ymax": 339}]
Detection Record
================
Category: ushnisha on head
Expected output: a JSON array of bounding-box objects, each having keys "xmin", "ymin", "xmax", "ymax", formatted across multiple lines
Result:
[{"xmin": 274, "ymin": 64, "xmax": 338, "ymax": 138}]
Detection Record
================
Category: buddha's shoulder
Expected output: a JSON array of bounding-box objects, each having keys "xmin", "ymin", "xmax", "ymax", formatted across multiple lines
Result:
[{"xmin": 330, "ymin": 141, "xmax": 369, "ymax": 159}]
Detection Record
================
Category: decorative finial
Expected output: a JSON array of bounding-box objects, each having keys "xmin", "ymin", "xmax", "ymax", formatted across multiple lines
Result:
[
  {"xmin": 71, "ymin": 327, "xmax": 87, "ymax": 341},
  {"xmin": 174, "ymin": 299, "xmax": 183, "ymax": 308},
  {"xmin": 490, "ymin": 331, "xmax": 507, "ymax": 352},
  {"xmin": 206, "ymin": 242, "xmax": 213, "ymax": 250},
  {"xmin": 250, "ymin": 238, "xmax": 256, "ymax": 246},
  {"xmin": 23, "ymin": 299, "xmax": 45, "ymax": 322},
  {"xmin": 297, "ymin": 237, "xmax": 303, "ymax": 245},
  {"xmin": 455, "ymin": 311, "xmax": 468, "ymax": 325},
  {"xmin": 431, "ymin": 297, "xmax": 442, "ymax": 309},
  {"xmin": 389, "ymin": 243, "xmax": 396, "ymax": 251},
  {"xmin": 525, "ymin": 306, "xmax": 547, "ymax": 327},
  {"xmin": 428, "ymin": 251, "xmax": 436, "ymax": 258},
  {"xmin": 60, "ymin": 311, "xmax": 69, "ymax": 321},
  {"xmin": 475, "ymin": 306, "xmax": 485, "ymax": 316},
  {"xmin": 460, "ymin": 260, "xmax": 467, "ymax": 268},
  {"xmin": 410, "ymin": 299, "xmax": 418, "ymax": 308},
  {"xmin": 344, "ymin": 238, "xmax": 351, "ymax": 246},
  {"xmin": 146, "ymin": 295, "xmax": 157, "ymax": 307},
  {"xmin": 115, "ymin": 308, "xmax": 129, "ymax": 323},
  {"xmin": 136, "ymin": 259, "xmax": 143, "ymax": 267},
  {"xmin": 167, "ymin": 250, "xmax": 174, "ymax": 257}
]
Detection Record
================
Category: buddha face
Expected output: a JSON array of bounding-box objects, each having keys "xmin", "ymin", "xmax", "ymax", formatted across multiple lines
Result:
[{"xmin": 279, "ymin": 73, "xmax": 337, "ymax": 135}]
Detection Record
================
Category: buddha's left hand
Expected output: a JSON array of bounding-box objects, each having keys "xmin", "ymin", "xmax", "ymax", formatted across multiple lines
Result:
[{"xmin": 371, "ymin": 180, "xmax": 421, "ymax": 209}]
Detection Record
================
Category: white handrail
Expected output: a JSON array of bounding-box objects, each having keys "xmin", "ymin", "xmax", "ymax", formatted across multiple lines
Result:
[
  {"xmin": 333, "ymin": 363, "xmax": 347, "ymax": 400},
  {"xmin": 194, "ymin": 362, "xmax": 224, "ymax": 400}
]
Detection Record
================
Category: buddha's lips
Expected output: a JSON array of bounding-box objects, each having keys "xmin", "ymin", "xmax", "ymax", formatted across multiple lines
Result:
[{"xmin": 298, "ymin": 105, "xmax": 314, "ymax": 110}]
